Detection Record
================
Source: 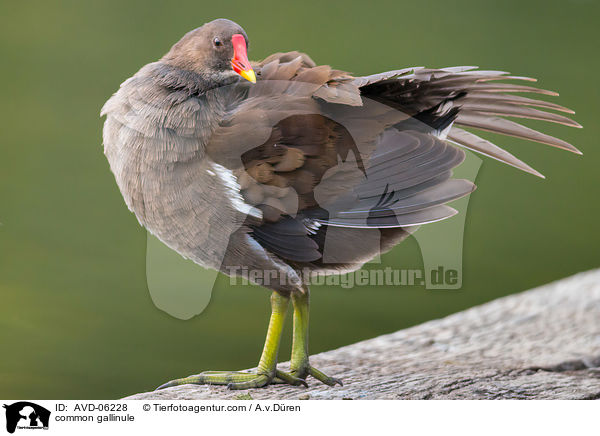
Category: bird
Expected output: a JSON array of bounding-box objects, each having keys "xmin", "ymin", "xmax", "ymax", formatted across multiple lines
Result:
[{"xmin": 101, "ymin": 18, "xmax": 581, "ymax": 390}]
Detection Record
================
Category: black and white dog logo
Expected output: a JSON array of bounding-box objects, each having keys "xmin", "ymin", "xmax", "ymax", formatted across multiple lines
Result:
[{"xmin": 3, "ymin": 402, "xmax": 50, "ymax": 433}]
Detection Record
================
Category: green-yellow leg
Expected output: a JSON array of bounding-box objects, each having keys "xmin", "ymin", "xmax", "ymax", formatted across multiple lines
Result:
[
  {"xmin": 156, "ymin": 291, "xmax": 307, "ymax": 390},
  {"xmin": 289, "ymin": 289, "xmax": 343, "ymax": 386}
]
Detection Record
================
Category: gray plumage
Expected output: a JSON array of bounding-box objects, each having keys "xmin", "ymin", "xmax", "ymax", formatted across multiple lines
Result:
[{"xmin": 101, "ymin": 19, "xmax": 580, "ymax": 293}]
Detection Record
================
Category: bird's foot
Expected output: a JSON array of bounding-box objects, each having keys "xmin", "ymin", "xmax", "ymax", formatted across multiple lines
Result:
[
  {"xmin": 291, "ymin": 364, "xmax": 343, "ymax": 387},
  {"xmin": 155, "ymin": 369, "xmax": 308, "ymax": 391}
]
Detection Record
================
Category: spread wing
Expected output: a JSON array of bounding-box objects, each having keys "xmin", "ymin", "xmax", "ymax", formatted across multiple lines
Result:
[
  {"xmin": 204, "ymin": 54, "xmax": 580, "ymax": 265},
  {"xmin": 358, "ymin": 66, "xmax": 581, "ymax": 177}
]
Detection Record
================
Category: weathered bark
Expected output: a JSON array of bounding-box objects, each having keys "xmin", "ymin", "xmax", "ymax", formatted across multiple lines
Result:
[{"xmin": 126, "ymin": 269, "xmax": 600, "ymax": 400}]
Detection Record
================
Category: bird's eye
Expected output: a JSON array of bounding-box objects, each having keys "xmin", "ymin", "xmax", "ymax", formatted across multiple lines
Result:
[{"xmin": 213, "ymin": 37, "xmax": 222, "ymax": 47}]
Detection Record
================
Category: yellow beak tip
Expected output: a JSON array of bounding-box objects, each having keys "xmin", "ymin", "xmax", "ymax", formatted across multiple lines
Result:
[{"xmin": 240, "ymin": 69, "xmax": 256, "ymax": 84}]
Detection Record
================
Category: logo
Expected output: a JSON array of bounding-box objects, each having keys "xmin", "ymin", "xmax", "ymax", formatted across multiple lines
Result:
[{"xmin": 3, "ymin": 402, "xmax": 50, "ymax": 434}]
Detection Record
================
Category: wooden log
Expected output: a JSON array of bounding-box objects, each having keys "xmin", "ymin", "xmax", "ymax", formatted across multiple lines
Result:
[{"xmin": 125, "ymin": 269, "xmax": 600, "ymax": 400}]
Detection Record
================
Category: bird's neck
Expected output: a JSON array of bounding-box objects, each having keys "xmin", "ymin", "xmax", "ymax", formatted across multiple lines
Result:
[{"xmin": 149, "ymin": 62, "xmax": 240, "ymax": 95}]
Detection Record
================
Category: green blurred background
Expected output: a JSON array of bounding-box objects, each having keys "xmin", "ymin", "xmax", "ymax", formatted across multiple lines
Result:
[{"xmin": 1, "ymin": 0, "xmax": 598, "ymax": 399}]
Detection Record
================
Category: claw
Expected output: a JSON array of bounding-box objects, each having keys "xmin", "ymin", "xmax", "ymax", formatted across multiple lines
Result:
[{"xmin": 155, "ymin": 380, "xmax": 177, "ymax": 390}]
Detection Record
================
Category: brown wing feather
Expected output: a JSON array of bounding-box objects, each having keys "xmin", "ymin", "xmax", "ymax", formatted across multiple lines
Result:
[
  {"xmin": 358, "ymin": 66, "xmax": 581, "ymax": 178},
  {"xmin": 207, "ymin": 58, "xmax": 579, "ymax": 263}
]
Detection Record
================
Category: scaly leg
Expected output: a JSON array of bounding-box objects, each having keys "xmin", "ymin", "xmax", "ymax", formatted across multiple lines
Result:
[
  {"xmin": 156, "ymin": 291, "xmax": 307, "ymax": 390},
  {"xmin": 289, "ymin": 288, "xmax": 343, "ymax": 386}
]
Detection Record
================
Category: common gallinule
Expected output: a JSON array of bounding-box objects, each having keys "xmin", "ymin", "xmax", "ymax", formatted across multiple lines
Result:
[{"xmin": 101, "ymin": 19, "xmax": 580, "ymax": 389}]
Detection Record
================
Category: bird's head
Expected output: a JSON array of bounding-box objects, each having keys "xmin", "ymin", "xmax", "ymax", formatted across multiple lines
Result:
[{"xmin": 162, "ymin": 18, "xmax": 256, "ymax": 84}]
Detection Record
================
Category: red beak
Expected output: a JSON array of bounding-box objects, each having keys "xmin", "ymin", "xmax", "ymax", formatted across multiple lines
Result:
[{"xmin": 231, "ymin": 34, "xmax": 256, "ymax": 83}]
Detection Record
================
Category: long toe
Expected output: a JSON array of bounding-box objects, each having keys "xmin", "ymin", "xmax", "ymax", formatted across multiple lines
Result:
[
  {"xmin": 309, "ymin": 366, "xmax": 343, "ymax": 387},
  {"xmin": 291, "ymin": 365, "xmax": 343, "ymax": 387},
  {"xmin": 156, "ymin": 371, "xmax": 260, "ymax": 390},
  {"xmin": 155, "ymin": 369, "xmax": 309, "ymax": 391},
  {"xmin": 273, "ymin": 369, "xmax": 308, "ymax": 387}
]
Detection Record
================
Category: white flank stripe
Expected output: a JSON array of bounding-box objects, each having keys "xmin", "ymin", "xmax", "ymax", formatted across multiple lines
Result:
[{"xmin": 209, "ymin": 163, "xmax": 262, "ymax": 219}]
